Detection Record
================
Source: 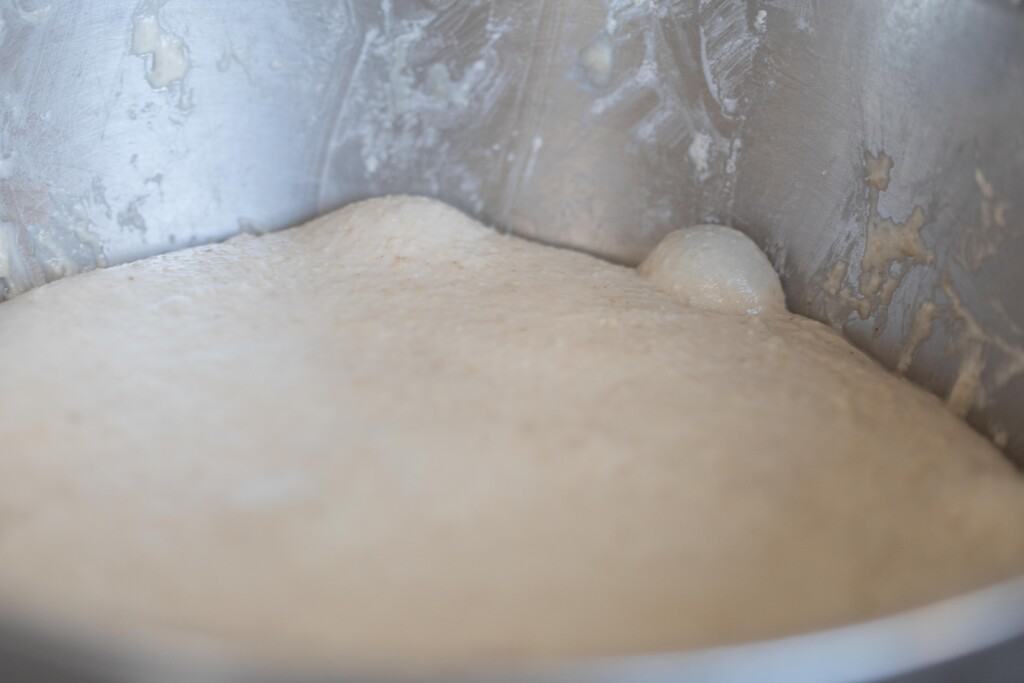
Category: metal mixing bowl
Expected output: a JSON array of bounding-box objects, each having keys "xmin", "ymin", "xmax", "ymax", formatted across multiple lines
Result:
[{"xmin": 2, "ymin": 0, "xmax": 1023, "ymax": 680}]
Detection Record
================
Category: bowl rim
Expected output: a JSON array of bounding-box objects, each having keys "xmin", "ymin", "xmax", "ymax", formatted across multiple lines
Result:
[
  {"xmin": 3, "ymin": 575, "xmax": 1024, "ymax": 682},
  {"xmin": 540, "ymin": 575, "xmax": 1024, "ymax": 683}
]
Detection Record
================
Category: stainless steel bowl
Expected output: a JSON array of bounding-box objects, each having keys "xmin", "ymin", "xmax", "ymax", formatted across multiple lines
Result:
[{"xmin": 1, "ymin": 0, "xmax": 1023, "ymax": 680}]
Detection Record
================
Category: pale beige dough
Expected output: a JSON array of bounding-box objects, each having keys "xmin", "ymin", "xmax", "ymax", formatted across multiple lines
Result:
[
  {"xmin": 639, "ymin": 225, "xmax": 785, "ymax": 315},
  {"xmin": 0, "ymin": 196, "xmax": 1023, "ymax": 667}
]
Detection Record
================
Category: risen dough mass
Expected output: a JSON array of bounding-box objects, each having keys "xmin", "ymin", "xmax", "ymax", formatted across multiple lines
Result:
[{"xmin": 1, "ymin": 197, "xmax": 1023, "ymax": 666}]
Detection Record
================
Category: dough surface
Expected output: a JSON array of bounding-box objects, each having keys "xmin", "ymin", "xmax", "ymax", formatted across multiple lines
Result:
[
  {"xmin": 639, "ymin": 225, "xmax": 786, "ymax": 315},
  {"xmin": 1, "ymin": 196, "xmax": 1023, "ymax": 666}
]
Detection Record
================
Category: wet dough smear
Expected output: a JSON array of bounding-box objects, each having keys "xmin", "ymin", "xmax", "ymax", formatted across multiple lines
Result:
[{"xmin": 1, "ymin": 197, "xmax": 1023, "ymax": 667}]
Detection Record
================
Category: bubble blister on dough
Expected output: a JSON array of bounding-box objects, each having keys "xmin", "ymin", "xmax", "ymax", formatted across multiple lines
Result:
[{"xmin": 639, "ymin": 224, "xmax": 786, "ymax": 315}]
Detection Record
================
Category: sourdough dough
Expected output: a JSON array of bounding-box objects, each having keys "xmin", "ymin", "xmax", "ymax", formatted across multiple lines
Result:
[
  {"xmin": 639, "ymin": 224, "xmax": 785, "ymax": 315},
  {"xmin": 0, "ymin": 196, "xmax": 1023, "ymax": 666}
]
